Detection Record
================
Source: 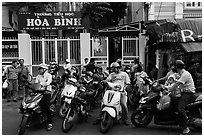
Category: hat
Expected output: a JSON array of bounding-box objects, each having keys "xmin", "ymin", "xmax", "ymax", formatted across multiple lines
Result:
[
  {"xmin": 167, "ymin": 74, "xmax": 176, "ymax": 81},
  {"xmin": 38, "ymin": 63, "xmax": 48, "ymax": 70},
  {"xmin": 175, "ymin": 60, "xmax": 184, "ymax": 69},
  {"xmin": 175, "ymin": 60, "xmax": 184, "ymax": 65}
]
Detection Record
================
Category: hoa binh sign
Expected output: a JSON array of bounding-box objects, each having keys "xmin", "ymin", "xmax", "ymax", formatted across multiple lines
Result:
[{"xmin": 18, "ymin": 12, "xmax": 82, "ymax": 30}]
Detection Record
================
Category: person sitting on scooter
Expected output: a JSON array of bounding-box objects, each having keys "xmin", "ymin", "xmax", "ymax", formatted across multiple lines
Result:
[
  {"xmin": 105, "ymin": 62, "xmax": 131, "ymax": 125},
  {"xmin": 35, "ymin": 63, "xmax": 53, "ymax": 131},
  {"xmin": 157, "ymin": 75, "xmax": 177, "ymax": 110},
  {"xmin": 168, "ymin": 60, "xmax": 196, "ymax": 135}
]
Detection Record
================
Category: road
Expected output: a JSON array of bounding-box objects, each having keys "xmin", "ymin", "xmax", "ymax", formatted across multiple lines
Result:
[{"xmin": 2, "ymin": 99, "xmax": 202, "ymax": 135}]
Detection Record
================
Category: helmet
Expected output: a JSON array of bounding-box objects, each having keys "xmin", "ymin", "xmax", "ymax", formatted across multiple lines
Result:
[
  {"xmin": 175, "ymin": 60, "xmax": 184, "ymax": 69},
  {"xmin": 38, "ymin": 63, "xmax": 48, "ymax": 70},
  {"xmin": 110, "ymin": 62, "xmax": 120, "ymax": 68},
  {"xmin": 66, "ymin": 59, "xmax": 70, "ymax": 63},
  {"xmin": 86, "ymin": 71, "xmax": 93, "ymax": 77}
]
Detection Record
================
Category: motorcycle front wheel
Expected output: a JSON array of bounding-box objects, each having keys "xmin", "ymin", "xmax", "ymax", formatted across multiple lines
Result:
[
  {"xmin": 62, "ymin": 108, "xmax": 77, "ymax": 132},
  {"xmin": 131, "ymin": 109, "xmax": 152, "ymax": 127},
  {"xmin": 100, "ymin": 111, "xmax": 113, "ymax": 133},
  {"xmin": 59, "ymin": 102, "xmax": 68, "ymax": 118},
  {"xmin": 18, "ymin": 115, "xmax": 29, "ymax": 135}
]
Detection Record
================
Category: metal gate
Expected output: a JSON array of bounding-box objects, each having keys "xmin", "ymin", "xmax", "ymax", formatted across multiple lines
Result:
[
  {"xmin": 122, "ymin": 36, "xmax": 139, "ymax": 65},
  {"xmin": 31, "ymin": 36, "xmax": 81, "ymax": 76}
]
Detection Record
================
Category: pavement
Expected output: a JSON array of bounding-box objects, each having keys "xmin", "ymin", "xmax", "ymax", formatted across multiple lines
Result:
[{"xmin": 1, "ymin": 97, "xmax": 202, "ymax": 135}]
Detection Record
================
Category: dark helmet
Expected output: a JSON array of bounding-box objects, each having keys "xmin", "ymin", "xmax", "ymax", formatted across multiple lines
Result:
[
  {"xmin": 96, "ymin": 66, "xmax": 102, "ymax": 71},
  {"xmin": 175, "ymin": 60, "xmax": 184, "ymax": 69}
]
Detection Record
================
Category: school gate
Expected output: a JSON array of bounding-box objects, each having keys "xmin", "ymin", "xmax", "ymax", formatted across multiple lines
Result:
[{"xmin": 2, "ymin": 33, "xmax": 146, "ymax": 76}]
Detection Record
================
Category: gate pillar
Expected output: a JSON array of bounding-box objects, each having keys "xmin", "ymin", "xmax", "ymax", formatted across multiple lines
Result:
[
  {"xmin": 18, "ymin": 33, "xmax": 32, "ymax": 74},
  {"xmin": 80, "ymin": 33, "xmax": 91, "ymax": 65}
]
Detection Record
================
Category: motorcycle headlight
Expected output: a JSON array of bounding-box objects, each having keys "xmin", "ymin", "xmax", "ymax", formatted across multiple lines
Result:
[{"xmin": 28, "ymin": 98, "xmax": 41, "ymax": 108}]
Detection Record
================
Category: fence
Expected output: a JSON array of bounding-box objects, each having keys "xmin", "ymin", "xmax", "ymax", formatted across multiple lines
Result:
[{"xmin": 2, "ymin": 35, "xmax": 141, "ymax": 74}]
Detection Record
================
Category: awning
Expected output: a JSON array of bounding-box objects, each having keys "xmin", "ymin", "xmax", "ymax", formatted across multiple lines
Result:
[
  {"xmin": 146, "ymin": 18, "xmax": 202, "ymax": 45},
  {"xmin": 99, "ymin": 22, "xmax": 140, "ymax": 37},
  {"xmin": 181, "ymin": 42, "xmax": 202, "ymax": 52}
]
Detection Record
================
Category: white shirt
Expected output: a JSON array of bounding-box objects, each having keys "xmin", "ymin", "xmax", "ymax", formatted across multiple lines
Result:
[
  {"xmin": 35, "ymin": 71, "xmax": 52, "ymax": 92},
  {"xmin": 106, "ymin": 71, "xmax": 130, "ymax": 89},
  {"xmin": 177, "ymin": 69, "xmax": 195, "ymax": 93}
]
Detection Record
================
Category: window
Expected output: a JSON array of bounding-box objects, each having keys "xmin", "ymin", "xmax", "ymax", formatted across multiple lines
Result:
[
  {"xmin": 185, "ymin": 2, "xmax": 202, "ymax": 8},
  {"xmin": 186, "ymin": 2, "xmax": 192, "ymax": 7}
]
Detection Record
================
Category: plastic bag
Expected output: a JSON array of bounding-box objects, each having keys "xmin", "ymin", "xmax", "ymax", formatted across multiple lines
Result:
[
  {"xmin": 157, "ymin": 95, "xmax": 171, "ymax": 110},
  {"xmin": 3, "ymin": 79, "xmax": 8, "ymax": 89}
]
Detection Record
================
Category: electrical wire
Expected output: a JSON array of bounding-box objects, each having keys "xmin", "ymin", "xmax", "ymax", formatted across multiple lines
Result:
[{"xmin": 157, "ymin": 2, "xmax": 162, "ymax": 20}]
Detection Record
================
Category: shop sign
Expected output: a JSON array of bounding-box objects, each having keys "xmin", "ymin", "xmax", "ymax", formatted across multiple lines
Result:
[
  {"xmin": 160, "ymin": 29, "xmax": 202, "ymax": 42},
  {"xmin": 2, "ymin": 41, "xmax": 18, "ymax": 52},
  {"xmin": 18, "ymin": 12, "xmax": 82, "ymax": 30}
]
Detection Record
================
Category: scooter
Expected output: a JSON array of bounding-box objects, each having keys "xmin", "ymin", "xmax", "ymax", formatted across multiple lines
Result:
[
  {"xmin": 131, "ymin": 81, "xmax": 202, "ymax": 131},
  {"xmin": 18, "ymin": 77, "xmax": 59, "ymax": 135},
  {"xmin": 62, "ymin": 85, "xmax": 95, "ymax": 132},
  {"xmin": 59, "ymin": 77, "xmax": 78, "ymax": 118},
  {"xmin": 100, "ymin": 82, "xmax": 123, "ymax": 133}
]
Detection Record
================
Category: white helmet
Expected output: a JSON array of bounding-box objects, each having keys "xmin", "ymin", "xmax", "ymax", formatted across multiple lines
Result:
[
  {"xmin": 38, "ymin": 63, "xmax": 48, "ymax": 70},
  {"xmin": 66, "ymin": 59, "xmax": 70, "ymax": 63},
  {"xmin": 110, "ymin": 62, "xmax": 120, "ymax": 68}
]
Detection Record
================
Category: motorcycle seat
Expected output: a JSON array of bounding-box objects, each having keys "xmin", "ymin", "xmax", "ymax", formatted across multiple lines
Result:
[
  {"xmin": 186, "ymin": 94, "xmax": 202, "ymax": 109},
  {"xmin": 194, "ymin": 94, "xmax": 202, "ymax": 101}
]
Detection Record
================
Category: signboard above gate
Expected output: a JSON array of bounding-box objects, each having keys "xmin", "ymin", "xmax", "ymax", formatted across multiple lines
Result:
[{"xmin": 18, "ymin": 12, "xmax": 82, "ymax": 30}]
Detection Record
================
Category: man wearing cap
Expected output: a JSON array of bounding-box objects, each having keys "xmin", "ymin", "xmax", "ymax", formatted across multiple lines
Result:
[
  {"xmin": 35, "ymin": 63, "xmax": 53, "ymax": 131},
  {"xmin": 169, "ymin": 60, "xmax": 196, "ymax": 135},
  {"xmin": 18, "ymin": 59, "xmax": 30, "ymax": 99}
]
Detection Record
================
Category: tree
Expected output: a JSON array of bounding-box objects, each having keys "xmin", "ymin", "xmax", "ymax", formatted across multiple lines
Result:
[
  {"xmin": 99, "ymin": 2, "xmax": 127, "ymax": 28},
  {"xmin": 3, "ymin": 2, "xmax": 56, "ymax": 12},
  {"xmin": 80, "ymin": 2, "xmax": 113, "ymax": 34},
  {"xmin": 80, "ymin": 2, "xmax": 128, "ymax": 35}
]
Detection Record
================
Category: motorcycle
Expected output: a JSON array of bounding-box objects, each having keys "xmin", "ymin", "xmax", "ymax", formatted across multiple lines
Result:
[
  {"xmin": 131, "ymin": 81, "xmax": 202, "ymax": 131},
  {"xmin": 18, "ymin": 76, "xmax": 59, "ymax": 135},
  {"xmin": 129, "ymin": 74, "xmax": 152, "ymax": 110},
  {"xmin": 99, "ymin": 82, "xmax": 123, "ymax": 133},
  {"xmin": 59, "ymin": 77, "xmax": 78, "ymax": 118},
  {"xmin": 61, "ymin": 85, "xmax": 95, "ymax": 132}
]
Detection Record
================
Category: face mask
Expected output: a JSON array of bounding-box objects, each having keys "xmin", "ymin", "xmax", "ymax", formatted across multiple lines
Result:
[{"xmin": 126, "ymin": 69, "xmax": 131, "ymax": 73}]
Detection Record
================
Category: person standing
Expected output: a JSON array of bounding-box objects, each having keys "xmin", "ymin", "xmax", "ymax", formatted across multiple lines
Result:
[
  {"xmin": 35, "ymin": 63, "xmax": 53, "ymax": 131},
  {"xmin": 18, "ymin": 59, "xmax": 30, "ymax": 99},
  {"xmin": 169, "ymin": 60, "xmax": 196, "ymax": 134},
  {"xmin": 5, "ymin": 60, "xmax": 20, "ymax": 102}
]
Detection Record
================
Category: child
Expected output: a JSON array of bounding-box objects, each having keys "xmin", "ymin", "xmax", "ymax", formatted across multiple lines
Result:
[{"xmin": 157, "ymin": 74, "xmax": 177, "ymax": 110}]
